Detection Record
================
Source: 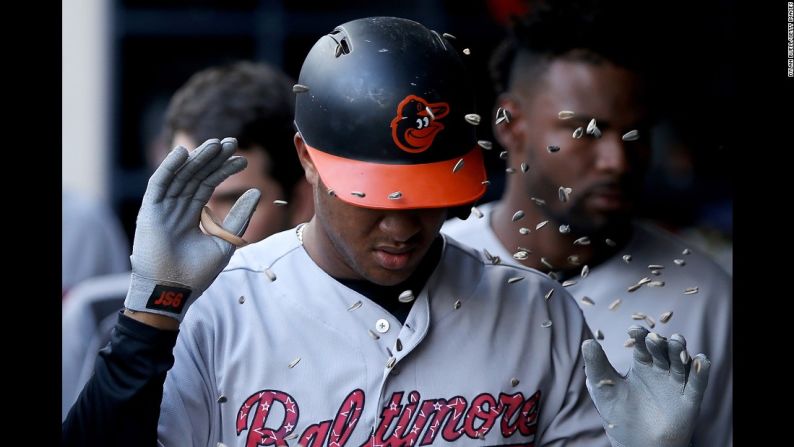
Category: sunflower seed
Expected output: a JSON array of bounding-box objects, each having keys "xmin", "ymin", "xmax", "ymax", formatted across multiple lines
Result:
[
  {"xmin": 622, "ymin": 254, "xmax": 632, "ymax": 263},
  {"xmin": 679, "ymin": 349, "xmax": 690, "ymax": 364},
  {"xmin": 624, "ymin": 338, "xmax": 636, "ymax": 348},
  {"xmin": 388, "ymin": 191, "xmax": 402, "ymax": 200},
  {"xmin": 510, "ymin": 377, "xmax": 520, "ymax": 387},
  {"xmin": 483, "ymin": 248, "xmax": 494, "ymax": 261},
  {"xmin": 495, "ymin": 115, "xmax": 508, "ymax": 125},
  {"xmin": 595, "ymin": 329, "xmax": 604, "ymax": 340},
  {"xmin": 462, "ymin": 48, "xmax": 471, "ymax": 55},
  {"xmin": 673, "ymin": 259, "xmax": 686, "ymax": 266},
  {"xmin": 238, "ymin": 296, "xmax": 245, "ymax": 304},
  {"xmin": 398, "ymin": 290, "xmax": 415, "ymax": 303},
  {"xmin": 605, "ymin": 238, "xmax": 616, "ymax": 247},
  {"xmin": 517, "ymin": 246, "xmax": 532, "ymax": 254},
  {"xmin": 580, "ymin": 296, "xmax": 594, "ymax": 305},
  {"xmin": 608, "ymin": 299, "xmax": 622, "ymax": 310},
  {"xmin": 648, "ymin": 264, "xmax": 665, "ymax": 270},
  {"xmin": 512, "ymin": 210, "xmax": 525, "ymax": 221},
  {"xmin": 694, "ymin": 358, "xmax": 702, "ymax": 373},
  {"xmin": 217, "ymin": 394, "xmax": 227, "ymax": 403},
  {"xmin": 285, "ymin": 433, "xmax": 298, "ymax": 440},
  {"xmin": 536, "ymin": 220, "xmax": 548, "ymax": 230},
  {"xmin": 482, "ymin": 180, "xmax": 491, "ymax": 185},
  {"xmin": 559, "ymin": 224, "xmax": 571, "ymax": 234},
  {"xmin": 586, "ymin": 118, "xmax": 597, "ymax": 134},
  {"xmin": 547, "ymin": 145, "xmax": 561, "ymax": 153},
  {"xmin": 477, "ymin": 140, "xmax": 493, "ymax": 150},
  {"xmin": 541, "ymin": 320, "xmax": 553, "ymax": 328},
  {"xmin": 288, "ymin": 357, "xmax": 301, "ymax": 368},
  {"xmin": 659, "ymin": 311, "xmax": 673, "ymax": 323},
  {"xmin": 637, "ymin": 277, "xmax": 652, "ymax": 286},
  {"xmin": 590, "ymin": 127, "xmax": 602, "ymax": 138},
  {"xmin": 505, "ymin": 167, "xmax": 516, "ymax": 174},
  {"xmin": 368, "ymin": 329, "xmax": 380, "ymax": 340},
  {"xmin": 425, "ymin": 106, "xmax": 435, "ymax": 121},
  {"xmin": 335, "ymin": 43, "xmax": 344, "ymax": 57},
  {"xmin": 581, "ymin": 265, "xmax": 590, "ymax": 278},
  {"xmin": 632, "ymin": 312, "xmax": 647, "ymax": 320},
  {"xmin": 507, "ymin": 276, "xmax": 524, "ymax": 284},
  {"xmin": 464, "ymin": 113, "xmax": 481, "ymax": 125},
  {"xmin": 265, "ymin": 268, "xmax": 276, "ymax": 281},
  {"xmin": 499, "ymin": 150, "xmax": 509, "ymax": 159},
  {"xmin": 573, "ymin": 236, "xmax": 591, "ymax": 246},
  {"xmin": 531, "ymin": 197, "xmax": 546, "ymax": 206},
  {"xmin": 386, "ymin": 357, "xmax": 397, "ymax": 368},
  {"xmin": 647, "ymin": 280, "xmax": 665, "ymax": 287},
  {"xmin": 477, "ymin": 432, "xmax": 486, "ymax": 440},
  {"xmin": 621, "ymin": 129, "xmax": 640, "ymax": 141},
  {"xmin": 348, "ymin": 300, "xmax": 363, "ymax": 311},
  {"xmin": 442, "ymin": 32, "xmax": 456, "ymax": 40},
  {"xmin": 453, "ymin": 299, "xmax": 462, "ymax": 309},
  {"xmin": 562, "ymin": 279, "xmax": 577, "ymax": 287},
  {"xmin": 351, "ymin": 191, "xmax": 366, "ymax": 198},
  {"xmin": 597, "ymin": 379, "xmax": 615, "ymax": 388},
  {"xmin": 644, "ymin": 316, "xmax": 656, "ymax": 328},
  {"xmin": 572, "ymin": 127, "xmax": 584, "ymax": 138},
  {"xmin": 273, "ymin": 199, "xmax": 288, "ymax": 206},
  {"xmin": 513, "ymin": 250, "xmax": 529, "ymax": 260},
  {"xmin": 471, "ymin": 206, "xmax": 483, "ymax": 218},
  {"xmin": 541, "ymin": 257, "xmax": 554, "ymax": 269},
  {"xmin": 544, "ymin": 289, "xmax": 554, "ymax": 301},
  {"xmin": 650, "ymin": 270, "xmax": 661, "ymax": 276},
  {"xmin": 568, "ymin": 255, "xmax": 581, "ymax": 265},
  {"xmin": 218, "ymin": 443, "xmax": 228, "ymax": 447},
  {"xmin": 292, "ymin": 84, "xmax": 310, "ymax": 93},
  {"xmin": 395, "ymin": 338, "xmax": 403, "ymax": 352},
  {"xmin": 682, "ymin": 248, "xmax": 692, "ymax": 255},
  {"xmin": 520, "ymin": 162, "xmax": 529, "ymax": 173},
  {"xmin": 627, "ymin": 283, "xmax": 642, "ymax": 292},
  {"xmin": 547, "ymin": 271, "xmax": 558, "ymax": 280},
  {"xmin": 327, "ymin": 188, "xmax": 336, "ymax": 196},
  {"xmin": 558, "ymin": 110, "xmax": 575, "ymax": 120},
  {"xmin": 452, "ymin": 158, "xmax": 465, "ymax": 173},
  {"xmin": 683, "ymin": 287, "xmax": 699, "ymax": 295},
  {"xmin": 558, "ymin": 186, "xmax": 569, "ymax": 202},
  {"xmin": 519, "ymin": 227, "xmax": 530, "ymax": 235},
  {"xmin": 607, "ymin": 423, "xmax": 616, "ymax": 429}
]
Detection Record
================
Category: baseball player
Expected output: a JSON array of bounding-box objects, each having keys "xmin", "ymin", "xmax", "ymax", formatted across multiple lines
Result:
[
  {"xmin": 63, "ymin": 17, "xmax": 710, "ymax": 447},
  {"xmin": 442, "ymin": 2, "xmax": 732, "ymax": 445}
]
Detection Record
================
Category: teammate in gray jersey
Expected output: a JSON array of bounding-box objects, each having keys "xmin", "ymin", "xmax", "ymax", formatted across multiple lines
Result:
[{"xmin": 67, "ymin": 16, "xmax": 711, "ymax": 447}]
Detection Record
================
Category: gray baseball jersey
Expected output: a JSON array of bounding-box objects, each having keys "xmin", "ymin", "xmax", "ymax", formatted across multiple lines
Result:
[
  {"xmin": 442, "ymin": 202, "xmax": 733, "ymax": 446},
  {"xmin": 157, "ymin": 227, "xmax": 610, "ymax": 446}
]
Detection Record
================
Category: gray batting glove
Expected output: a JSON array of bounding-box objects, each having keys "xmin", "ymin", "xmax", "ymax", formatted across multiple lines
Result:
[
  {"xmin": 582, "ymin": 326, "xmax": 711, "ymax": 447},
  {"xmin": 124, "ymin": 137, "xmax": 261, "ymax": 322}
]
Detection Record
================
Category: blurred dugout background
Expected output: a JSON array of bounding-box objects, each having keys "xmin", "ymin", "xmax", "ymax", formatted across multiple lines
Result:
[{"xmin": 63, "ymin": 0, "xmax": 735, "ymax": 273}]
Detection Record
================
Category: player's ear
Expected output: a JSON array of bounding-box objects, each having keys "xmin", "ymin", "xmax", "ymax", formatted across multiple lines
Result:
[
  {"xmin": 294, "ymin": 132, "xmax": 319, "ymax": 186},
  {"xmin": 493, "ymin": 93, "xmax": 527, "ymax": 155}
]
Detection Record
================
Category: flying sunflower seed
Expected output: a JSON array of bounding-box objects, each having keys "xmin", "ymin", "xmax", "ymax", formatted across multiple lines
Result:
[
  {"xmin": 580, "ymin": 296, "xmax": 594, "ymax": 306},
  {"xmin": 327, "ymin": 188, "xmax": 336, "ymax": 196},
  {"xmin": 520, "ymin": 162, "xmax": 529, "ymax": 173},
  {"xmin": 217, "ymin": 394, "xmax": 227, "ymax": 403},
  {"xmin": 544, "ymin": 289, "xmax": 554, "ymax": 301},
  {"xmin": 573, "ymin": 236, "xmax": 591, "ymax": 246},
  {"xmin": 558, "ymin": 110, "xmax": 575, "ymax": 119},
  {"xmin": 559, "ymin": 224, "xmax": 571, "ymax": 234},
  {"xmin": 673, "ymin": 259, "xmax": 686, "ymax": 266},
  {"xmin": 482, "ymin": 180, "xmax": 491, "ymax": 185},
  {"xmin": 453, "ymin": 299, "xmax": 461, "ymax": 309},
  {"xmin": 512, "ymin": 210, "xmax": 525, "ymax": 221},
  {"xmin": 651, "ymin": 270, "xmax": 662, "ymax": 276},
  {"xmin": 477, "ymin": 140, "xmax": 493, "ymax": 150},
  {"xmin": 595, "ymin": 329, "xmax": 604, "ymax": 340},
  {"xmin": 645, "ymin": 316, "xmax": 656, "ymax": 328},
  {"xmin": 627, "ymin": 283, "xmax": 642, "ymax": 292},
  {"xmin": 562, "ymin": 279, "xmax": 577, "ymax": 287},
  {"xmin": 386, "ymin": 357, "xmax": 396, "ymax": 368},
  {"xmin": 568, "ymin": 255, "xmax": 581, "ymax": 265},
  {"xmin": 398, "ymin": 290, "xmax": 415, "ymax": 303},
  {"xmin": 608, "ymin": 299, "xmax": 621, "ymax": 310},
  {"xmin": 238, "ymin": 296, "xmax": 245, "ymax": 304},
  {"xmin": 292, "ymin": 84, "xmax": 310, "ymax": 93},
  {"xmin": 647, "ymin": 280, "xmax": 665, "ymax": 287},
  {"xmin": 335, "ymin": 43, "xmax": 344, "ymax": 57},
  {"xmin": 682, "ymin": 248, "xmax": 692, "ymax": 255},
  {"xmin": 519, "ymin": 227, "xmax": 530, "ymax": 235},
  {"xmin": 513, "ymin": 250, "xmax": 529, "ymax": 260},
  {"xmin": 684, "ymin": 287, "xmax": 699, "ymax": 295},
  {"xmin": 507, "ymin": 276, "xmax": 524, "ymax": 284},
  {"xmin": 624, "ymin": 338, "xmax": 636, "ymax": 348},
  {"xmin": 351, "ymin": 191, "xmax": 366, "ymax": 198},
  {"xmin": 637, "ymin": 277, "xmax": 652, "ymax": 286},
  {"xmin": 452, "ymin": 158, "xmax": 465, "ymax": 173},
  {"xmin": 499, "ymin": 150, "xmax": 509, "ymax": 159},
  {"xmin": 265, "ymin": 268, "xmax": 276, "ymax": 282},
  {"xmin": 395, "ymin": 338, "xmax": 403, "ymax": 352},
  {"xmin": 631, "ymin": 312, "xmax": 647, "ymax": 320},
  {"xmin": 547, "ymin": 271, "xmax": 558, "ymax": 280},
  {"xmin": 586, "ymin": 118, "xmax": 597, "ymax": 134},
  {"xmin": 648, "ymin": 264, "xmax": 665, "ymax": 270},
  {"xmin": 288, "ymin": 357, "xmax": 301, "ymax": 368},
  {"xmin": 541, "ymin": 257, "xmax": 554, "ymax": 269},
  {"xmin": 462, "ymin": 48, "xmax": 471, "ymax": 55},
  {"xmin": 597, "ymin": 379, "xmax": 615, "ymax": 388},
  {"xmin": 388, "ymin": 191, "xmax": 402, "ymax": 200},
  {"xmin": 273, "ymin": 199, "xmax": 288, "ymax": 206},
  {"xmin": 590, "ymin": 127, "xmax": 602, "ymax": 138},
  {"xmin": 547, "ymin": 145, "xmax": 561, "ymax": 153},
  {"xmin": 285, "ymin": 433, "xmax": 298, "ymax": 441},
  {"xmin": 483, "ymin": 248, "xmax": 494, "ymax": 261},
  {"xmin": 495, "ymin": 115, "xmax": 508, "ymax": 125},
  {"xmin": 464, "ymin": 113, "xmax": 481, "ymax": 125},
  {"xmin": 505, "ymin": 167, "xmax": 516, "ymax": 174},
  {"xmin": 368, "ymin": 329, "xmax": 380, "ymax": 340},
  {"xmin": 348, "ymin": 300, "xmax": 363, "ymax": 311},
  {"xmin": 558, "ymin": 186, "xmax": 570, "ymax": 202},
  {"xmin": 531, "ymin": 197, "xmax": 546, "ymax": 206},
  {"xmin": 623, "ymin": 254, "xmax": 632, "ymax": 263},
  {"xmin": 622, "ymin": 129, "xmax": 640, "ymax": 141},
  {"xmin": 442, "ymin": 32, "xmax": 456, "ymax": 40},
  {"xmin": 694, "ymin": 358, "xmax": 702, "ymax": 373},
  {"xmin": 511, "ymin": 377, "xmax": 520, "ymax": 387},
  {"xmin": 471, "ymin": 206, "xmax": 483, "ymax": 218},
  {"xmin": 541, "ymin": 320, "xmax": 553, "ymax": 328},
  {"xmin": 679, "ymin": 349, "xmax": 690, "ymax": 364},
  {"xmin": 605, "ymin": 238, "xmax": 616, "ymax": 247},
  {"xmin": 572, "ymin": 127, "xmax": 584, "ymax": 138},
  {"xmin": 425, "ymin": 106, "xmax": 435, "ymax": 121},
  {"xmin": 536, "ymin": 220, "xmax": 548, "ymax": 230},
  {"xmin": 659, "ymin": 311, "xmax": 673, "ymax": 323},
  {"xmin": 581, "ymin": 265, "xmax": 590, "ymax": 278}
]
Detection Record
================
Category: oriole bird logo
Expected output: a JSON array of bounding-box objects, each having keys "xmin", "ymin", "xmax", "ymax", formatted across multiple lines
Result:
[{"xmin": 390, "ymin": 95, "xmax": 449, "ymax": 153}]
